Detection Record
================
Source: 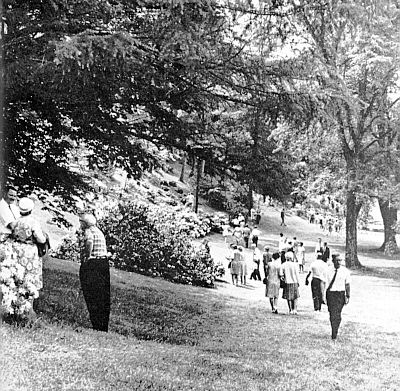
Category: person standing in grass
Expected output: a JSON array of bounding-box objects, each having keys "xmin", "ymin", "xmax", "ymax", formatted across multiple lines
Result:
[
  {"xmin": 305, "ymin": 253, "xmax": 327, "ymax": 311},
  {"xmin": 265, "ymin": 252, "xmax": 282, "ymax": 314},
  {"xmin": 250, "ymin": 225, "xmax": 261, "ymax": 247},
  {"xmin": 79, "ymin": 213, "xmax": 110, "ymax": 332},
  {"xmin": 321, "ymin": 253, "xmax": 351, "ymax": 342},
  {"xmin": 279, "ymin": 252, "xmax": 300, "ymax": 314},
  {"xmin": 238, "ymin": 246, "xmax": 247, "ymax": 285}
]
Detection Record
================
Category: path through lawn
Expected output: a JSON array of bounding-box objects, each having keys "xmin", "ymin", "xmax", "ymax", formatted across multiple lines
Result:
[{"xmin": 207, "ymin": 208, "xmax": 400, "ymax": 335}]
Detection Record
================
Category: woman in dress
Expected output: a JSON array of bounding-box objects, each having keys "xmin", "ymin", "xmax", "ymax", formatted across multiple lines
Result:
[
  {"xmin": 265, "ymin": 252, "xmax": 281, "ymax": 314},
  {"xmin": 280, "ymin": 251, "xmax": 300, "ymax": 314},
  {"xmin": 229, "ymin": 245, "xmax": 240, "ymax": 286},
  {"xmin": 2, "ymin": 197, "xmax": 46, "ymax": 318}
]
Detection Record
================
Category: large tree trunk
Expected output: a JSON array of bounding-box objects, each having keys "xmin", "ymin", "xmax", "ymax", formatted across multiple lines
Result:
[
  {"xmin": 345, "ymin": 190, "xmax": 363, "ymax": 268},
  {"xmin": 378, "ymin": 197, "xmax": 399, "ymax": 255},
  {"xmin": 247, "ymin": 185, "xmax": 253, "ymax": 218}
]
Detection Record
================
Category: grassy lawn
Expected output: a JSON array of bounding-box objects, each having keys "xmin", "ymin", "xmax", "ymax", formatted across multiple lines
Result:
[{"xmin": 1, "ymin": 255, "xmax": 400, "ymax": 391}]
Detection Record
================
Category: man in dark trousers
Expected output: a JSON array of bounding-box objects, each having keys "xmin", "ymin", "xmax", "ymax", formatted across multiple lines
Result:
[
  {"xmin": 321, "ymin": 242, "xmax": 330, "ymax": 263},
  {"xmin": 321, "ymin": 253, "xmax": 351, "ymax": 343},
  {"xmin": 79, "ymin": 213, "xmax": 110, "ymax": 332}
]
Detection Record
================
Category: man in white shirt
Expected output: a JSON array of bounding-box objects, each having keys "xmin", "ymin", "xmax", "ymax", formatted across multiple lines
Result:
[
  {"xmin": 278, "ymin": 233, "xmax": 286, "ymax": 253},
  {"xmin": 250, "ymin": 243, "xmax": 262, "ymax": 281},
  {"xmin": 321, "ymin": 253, "xmax": 351, "ymax": 342},
  {"xmin": 305, "ymin": 253, "xmax": 328, "ymax": 311},
  {"xmin": 0, "ymin": 185, "xmax": 20, "ymax": 236}
]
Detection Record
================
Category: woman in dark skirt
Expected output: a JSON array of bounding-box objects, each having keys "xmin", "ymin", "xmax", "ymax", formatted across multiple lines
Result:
[{"xmin": 279, "ymin": 251, "xmax": 300, "ymax": 314}]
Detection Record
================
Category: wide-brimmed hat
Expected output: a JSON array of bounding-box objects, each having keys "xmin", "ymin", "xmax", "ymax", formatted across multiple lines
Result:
[{"xmin": 19, "ymin": 197, "xmax": 34, "ymax": 214}]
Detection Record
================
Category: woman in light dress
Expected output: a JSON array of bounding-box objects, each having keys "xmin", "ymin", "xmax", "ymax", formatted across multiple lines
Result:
[{"xmin": 265, "ymin": 252, "xmax": 282, "ymax": 314}]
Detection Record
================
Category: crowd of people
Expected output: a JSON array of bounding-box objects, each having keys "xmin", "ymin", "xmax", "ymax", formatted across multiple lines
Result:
[
  {"xmin": 224, "ymin": 227, "xmax": 351, "ymax": 342},
  {"xmin": 0, "ymin": 185, "xmax": 111, "ymax": 332}
]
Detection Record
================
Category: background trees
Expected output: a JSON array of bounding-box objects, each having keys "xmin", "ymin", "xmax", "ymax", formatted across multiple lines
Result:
[{"xmin": 2, "ymin": 0, "xmax": 399, "ymax": 263}]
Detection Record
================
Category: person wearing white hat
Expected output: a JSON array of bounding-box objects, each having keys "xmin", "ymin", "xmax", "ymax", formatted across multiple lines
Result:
[
  {"xmin": 79, "ymin": 213, "xmax": 110, "ymax": 332},
  {"xmin": 1, "ymin": 196, "xmax": 46, "ymax": 319}
]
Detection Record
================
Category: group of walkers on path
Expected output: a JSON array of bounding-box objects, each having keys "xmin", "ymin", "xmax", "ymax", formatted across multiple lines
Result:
[
  {"xmin": 0, "ymin": 185, "xmax": 111, "ymax": 332},
  {"xmin": 224, "ymin": 227, "xmax": 351, "ymax": 342}
]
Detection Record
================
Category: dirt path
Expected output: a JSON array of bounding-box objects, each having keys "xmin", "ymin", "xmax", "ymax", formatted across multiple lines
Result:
[{"xmin": 207, "ymin": 209, "xmax": 400, "ymax": 335}]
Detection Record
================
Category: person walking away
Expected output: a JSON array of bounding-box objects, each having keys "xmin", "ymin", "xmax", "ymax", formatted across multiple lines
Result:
[
  {"xmin": 237, "ymin": 246, "xmax": 247, "ymax": 285},
  {"xmin": 250, "ymin": 244, "xmax": 262, "ymax": 281},
  {"xmin": 232, "ymin": 225, "xmax": 243, "ymax": 246},
  {"xmin": 305, "ymin": 253, "xmax": 328, "ymax": 311},
  {"xmin": 280, "ymin": 207, "xmax": 286, "ymax": 226},
  {"xmin": 278, "ymin": 233, "xmax": 286, "ymax": 253},
  {"xmin": 262, "ymin": 247, "xmax": 272, "ymax": 278},
  {"xmin": 314, "ymin": 238, "xmax": 323, "ymax": 255},
  {"xmin": 321, "ymin": 254, "xmax": 351, "ymax": 343},
  {"xmin": 242, "ymin": 224, "xmax": 251, "ymax": 248},
  {"xmin": 251, "ymin": 226, "xmax": 261, "ymax": 247},
  {"xmin": 228, "ymin": 244, "xmax": 240, "ymax": 285},
  {"xmin": 79, "ymin": 214, "xmax": 110, "ymax": 332},
  {"xmin": 322, "ymin": 242, "xmax": 330, "ymax": 263},
  {"xmin": 265, "ymin": 252, "xmax": 282, "ymax": 313},
  {"xmin": 222, "ymin": 222, "xmax": 231, "ymax": 243},
  {"xmin": 279, "ymin": 252, "xmax": 300, "ymax": 314},
  {"xmin": 297, "ymin": 242, "xmax": 306, "ymax": 273},
  {"xmin": 255, "ymin": 207, "xmax": 261, "ymax": 224}
]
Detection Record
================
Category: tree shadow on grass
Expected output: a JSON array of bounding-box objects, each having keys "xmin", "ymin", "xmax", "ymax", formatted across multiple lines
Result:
[{"xmin": 35, "ymin": 266, "xmax": 222, "ymax": 346}]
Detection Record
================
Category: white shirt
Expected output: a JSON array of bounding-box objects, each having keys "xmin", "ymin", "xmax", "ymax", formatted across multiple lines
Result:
[
  {"xmin": 251, "ymin": 228, "xmax": 261, "ymax": 237},
  {"xmin": 307, "ymin": 259, "xmax": 328, "ymax": 279},
  {"xmin": 278, "ymin": 236, "xmax": 286, "ymax": 252},
  {"xmin": 321, "ymin": 266, "xmax": 351, "ymax": 292},
  {"xmin": 0, "ymin": 199, "xmax": 20, "ymax": 233},
  {"xmin": 253, "ymin": 248, "xmax": 262, "ymax": 262}
]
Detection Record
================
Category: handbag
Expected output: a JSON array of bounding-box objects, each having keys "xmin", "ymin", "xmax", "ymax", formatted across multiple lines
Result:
[
  {"xmin": 34, "ymin": 232, "xmax": 51, "ymax": 257},
  {"xmin": 228, "ymin": 261, "xmax": 232, "ymax": 269},
  {"xmin": 280, "ymin": 278, "xmax": 286, "ymax": 289}
]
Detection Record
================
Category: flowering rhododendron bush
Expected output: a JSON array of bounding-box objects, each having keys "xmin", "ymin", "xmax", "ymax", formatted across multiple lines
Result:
[
  {"xmin": 0, "ymin": 248, "xmax": 39, "ymax": 318},
  {"xmin": 54, "ymin": 201, "xmax": 221, "ymax": 287}
]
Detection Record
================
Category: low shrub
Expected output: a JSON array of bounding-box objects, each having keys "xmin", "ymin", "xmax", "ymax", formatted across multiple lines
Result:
[{"xmin": 53, "ymin": 201, "xmax": 221, "ymax": 287}]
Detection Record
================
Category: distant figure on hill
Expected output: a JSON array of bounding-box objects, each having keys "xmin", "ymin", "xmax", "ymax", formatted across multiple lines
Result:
[
  {"xmin": 251, "ymin": 225, "xmax": 261, "ymax": 247},
  {"xmin": 242, "ymin": 224, "xmax": 251, "ymax": 248},
  {"xmin": 280, "ymin": 207, "xmax": 286, "ymax": 226}
]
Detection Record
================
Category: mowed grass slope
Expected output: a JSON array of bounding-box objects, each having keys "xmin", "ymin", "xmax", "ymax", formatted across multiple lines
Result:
[{"xmin": 1, "ymin": 256, "xmax": 400, "ymax": 391}]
